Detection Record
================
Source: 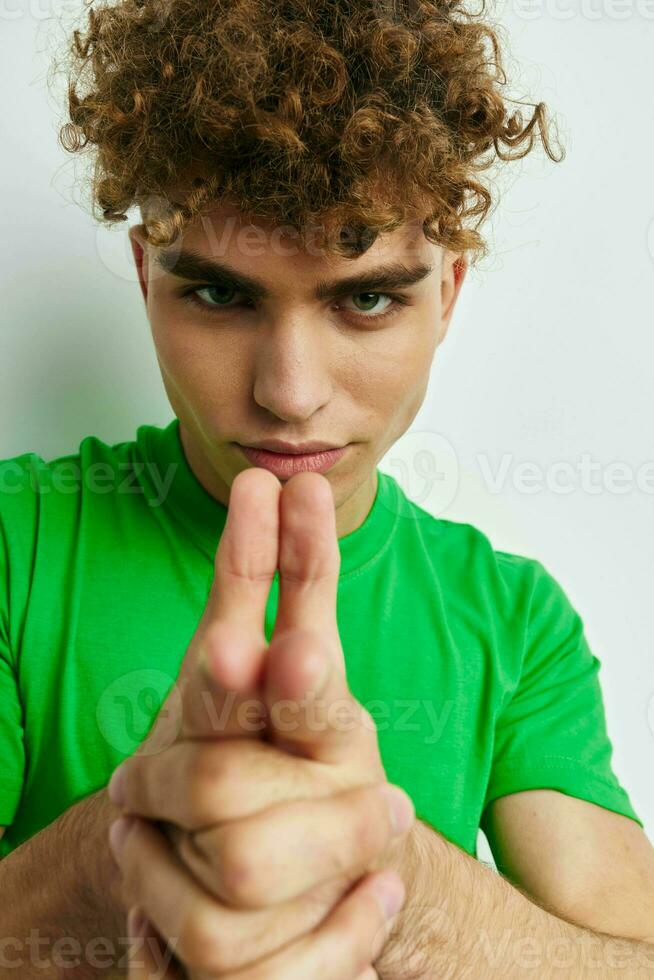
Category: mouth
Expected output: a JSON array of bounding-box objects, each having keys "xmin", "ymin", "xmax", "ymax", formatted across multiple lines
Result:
[{"xmin": 234, "ymin": 443, "xmax": 350, "ymax": 478}]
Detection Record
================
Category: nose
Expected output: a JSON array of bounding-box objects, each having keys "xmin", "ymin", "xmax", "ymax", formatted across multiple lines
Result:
[{"xmin": 252, "ymin": 317, "xmax": 332, "ymax": 423}]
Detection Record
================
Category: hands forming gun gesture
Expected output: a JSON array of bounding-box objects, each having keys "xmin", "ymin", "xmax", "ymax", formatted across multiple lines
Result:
[{"xmin": 108, "ymin": 466, "xmax": 415, "ymax": 979}]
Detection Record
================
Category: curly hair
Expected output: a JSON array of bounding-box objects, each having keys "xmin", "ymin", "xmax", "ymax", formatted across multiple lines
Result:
[{"xmin": 55, "ymin": 0, "xmax": 564, "ymax": 262}]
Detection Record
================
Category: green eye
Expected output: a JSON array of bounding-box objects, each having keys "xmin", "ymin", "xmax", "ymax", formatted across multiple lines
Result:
[
  {"xmin": 352, "ymin": 293, "xmax": 383, "ymax": 311},
  {"xmin": 182, "ymin": 284, "xmax": 407, "ymax": 324},
  {"xmin": 344, "ymin": 292, "xmax": 396, "ymax": 317},
  {"xmin": 197, "ymin": 285, "xmax": 239, "ymax": 305}
]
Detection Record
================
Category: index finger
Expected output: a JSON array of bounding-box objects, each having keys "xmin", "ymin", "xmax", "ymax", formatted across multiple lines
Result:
[
  {"xmin": 198, "ymin": 465, "xmax": 281, "ymax": 647},
  {"xmin": 178, "ymin": 465, "xmax": 281, "ymax": 739},
  {"xmin": 272, "ymin": 471, "xmax": 344, "ymax": 670}
]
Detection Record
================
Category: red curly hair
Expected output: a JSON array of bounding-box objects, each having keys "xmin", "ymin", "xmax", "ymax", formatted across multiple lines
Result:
[{"xmin": 55, "ymin": 0, "xmax": 564, "ymax": 260}]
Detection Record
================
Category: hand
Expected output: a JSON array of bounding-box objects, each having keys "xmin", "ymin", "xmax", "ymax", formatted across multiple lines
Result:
[
  {"xmin": 124, "ymin": 893, "xmax": 385, "ymax": 980},
  {"xmin": 109, "ymin": 467, "xmax": 414, "ymax": 977}
]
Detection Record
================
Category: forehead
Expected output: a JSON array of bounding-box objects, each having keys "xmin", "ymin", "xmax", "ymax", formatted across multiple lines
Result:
[{"xmin": 150, "ymin": 198, "xmax": 440, "ymax": 281}]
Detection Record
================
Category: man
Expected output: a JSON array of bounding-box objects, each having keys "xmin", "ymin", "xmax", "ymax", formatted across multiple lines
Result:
[{"xmin": 2, "ymin": 0, "xmax": 654, "ymax": 976}]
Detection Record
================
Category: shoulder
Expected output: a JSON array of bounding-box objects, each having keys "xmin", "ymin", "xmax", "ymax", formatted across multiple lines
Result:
[
  {"xmin": 0, "ymin": 427, "xmax": 156, "ymax": 583},
  {"xmin": 388, "ymin": 479, "xmax": 580, "ymax": 658},
  {"xmin": 0, "ymin": 432, "xmax": 135, "ymax": 525},
  {"xmin": 389, "ymin": 477, "xmax": 547, "ymax": 606}
]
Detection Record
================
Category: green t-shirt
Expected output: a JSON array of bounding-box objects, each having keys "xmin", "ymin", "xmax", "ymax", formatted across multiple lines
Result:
[{"xmin": 0, "ymin": 417, "xmax": 642, "ymax": 860}]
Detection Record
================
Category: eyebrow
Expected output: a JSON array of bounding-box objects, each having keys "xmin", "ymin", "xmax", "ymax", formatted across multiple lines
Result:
[{"xmin": 154, "ymin": 248, "xmax": 434, "ymax": 300}]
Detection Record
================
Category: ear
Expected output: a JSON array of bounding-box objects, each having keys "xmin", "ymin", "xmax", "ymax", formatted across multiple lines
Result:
[
  {"xmin": 439, "ymin": 250, "xmax": 468, "ymax": 345},
  {"xmin": 128, "ymin": 224, "xmax": 149, "ymax": 307}
]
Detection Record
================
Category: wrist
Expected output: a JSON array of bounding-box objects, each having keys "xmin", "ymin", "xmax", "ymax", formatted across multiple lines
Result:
[
  {"xmin": 372, "ymin": 819, "xmax": 452, "ymax": 980},
  {"xmin": 66, "ymin": 787, "xmax": 131, "ymax": 926}
]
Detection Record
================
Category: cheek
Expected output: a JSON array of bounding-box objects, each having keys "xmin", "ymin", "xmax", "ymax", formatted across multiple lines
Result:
[
  {"xmin": 345, "ymin": 327, "xmax": 435, "ymax": 411},
  {"xmin": 150, "ymin": 312, "xmax": 242, "ymax": 403}
]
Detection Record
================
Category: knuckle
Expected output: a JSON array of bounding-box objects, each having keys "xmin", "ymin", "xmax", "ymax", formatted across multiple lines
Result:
[
  {"xmin": 352, "ymin": 788, "xmax": 389, "ymax": 855},
  {"xmin": 175, "ymin": 830, "xmax": 205, "ymax": 876},
  {"xmin": 184, "ymin": 745, "xmax": 210, "ymax": 785},
  {"xmin": 119, "ymin": 755, "xmax": 142, "ymax": 799},
  {"xmin": 200, "ymin": 929, "xmax": 240, "ymax": 975},
  {"xmin": 183, "ymin": 769, "xmax": 212, "ymax": 823},
  {"xmin": 203, "ymin": 618, "xmax": 229, "ymax": 649},
  {"xmin": 358, "ymin": 706, "xmax": 377, "ymax": 733},
  {"xmin": 306, "ymin": 873, "xmax": 350, "ymax": 913},
  {"xmin": 183, "ymin": 747, "xmax": 231, "ymax": 822},
  {"xmin": 203, "ymin": 743, "xmax": 239, "ymax": 783},
  {"xmin": 218, "ymin": 826, "xmax": 264, "ymax": 907},
  {"xmin": 132, "ymin": 759, "xmax": 164, "ymax": 815},
  {"xmin": 325, "ymin": 841, "xmax": 354, "ymax": 880},
  {"xmin": 177, "ymin": 905, "xmax": 228, "ymax": 973}
]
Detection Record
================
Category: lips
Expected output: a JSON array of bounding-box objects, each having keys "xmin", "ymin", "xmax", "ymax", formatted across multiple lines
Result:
[
  {"xmin": 244, "ymin": 440, "xmax": 343, "ymax": 454},
  {"xmin": 236, "ymin": 444, "xmax": 349, "ymax": 479}
]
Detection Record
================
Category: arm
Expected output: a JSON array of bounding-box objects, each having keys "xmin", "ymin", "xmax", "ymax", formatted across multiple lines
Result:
[
  {"xmin": 0, "ymin": 789, "xmax": 130, "ymax": 979},
  {"xmin": 483, "ymin": 789, "xmax": 654, "ymax": 940},
  {"xmin": 377, "ymin": 795, "xmax": 654, "ymax": 979}
]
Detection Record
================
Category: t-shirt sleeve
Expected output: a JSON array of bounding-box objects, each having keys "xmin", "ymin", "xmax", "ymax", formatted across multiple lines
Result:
[
  {"xmin": 0, "ymin": 461, "xmax": 29, "ymax": 827},
  {"xmin": 0, "ymin": 654, "xmax": 25, "ymax": 827},
  {"xmin": 481, "ymin": 559, "xmax": 642, "ymax": 831}
]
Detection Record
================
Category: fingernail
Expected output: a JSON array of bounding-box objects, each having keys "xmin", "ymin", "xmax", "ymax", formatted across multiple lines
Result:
[
  {"xmin": 108, "ymin": 764, "xmax": 126, "ymax": 807},
  {"xmin": 371, "ymin": 873, "xmax": 406, "ymax": 921},
  {"xmin": 379, "ymin": 784, "xmax": 415, "ymax": 836},
  {"xmin": 109, "ymin": 815, "xmax": 134, "ymax": 859}
]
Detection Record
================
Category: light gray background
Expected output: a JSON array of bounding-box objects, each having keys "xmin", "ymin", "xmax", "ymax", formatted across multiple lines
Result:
[{"xmin": 1, "ymin": 0, "xmax": 653, "ymax": 864}]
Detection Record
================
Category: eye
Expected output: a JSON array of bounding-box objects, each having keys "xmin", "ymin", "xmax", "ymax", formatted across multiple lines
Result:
[
  {"xmin": 338, "ymin": 292, "xmax": 396, "ymax": 318},
  {"xmin": 180, "ymin": 285, "xmax": 408, "ymax": 323},
  {"xmin": 184, "ymin": 284, "xmax": 247, "ymax": 309}
]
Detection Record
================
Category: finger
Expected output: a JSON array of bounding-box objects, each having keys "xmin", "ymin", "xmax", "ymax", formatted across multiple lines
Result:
[
  {"xmin": 126, "ymin": 905, "xmax": 185, "ymax": 980},
  {"xmin": 200, "ymin": 465, "xmax": 281, "ymax": 640},
  {"xmin": 111, "ymin": 815, "xmax": 358, "ymax": 976},
  {"xmin": 264, "ymin": 628, "xmax": 384, "ymax": 770},
  {"xmin": 173, "ymin": 781, "xmax": 415, "ymax": 908},
  {"xmin": 177, "ymin": 466, "xmax": 282, "ymax": 739},
  {"xmin": 178, "ymin": 619, "xmax": 270, "ymax": 740},
  {"xmin": 112, "ymin": 815, "xmax": 235, "ymax": 976},
  {"xmin": 272, "ymin": 472, "xmax": 344, "ymax": 668},
  {"xmin": 216, "ymin": 868, "xmax": 406, "ymax": 980},
  {"xmin": 115, "ymin": 737, "xmax": 335, "ymax": 829}
]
